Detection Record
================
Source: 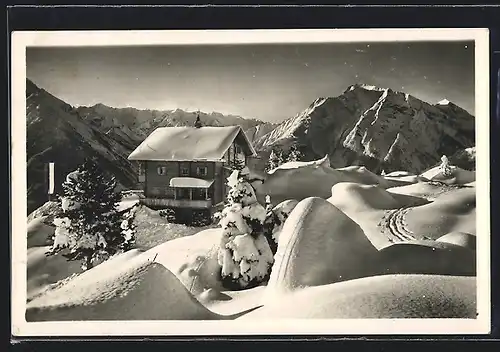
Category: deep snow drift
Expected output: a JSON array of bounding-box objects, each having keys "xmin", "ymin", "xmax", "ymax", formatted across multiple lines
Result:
[
  {"xmin": 239, "ymin": 274, "xmax": 476, "ymax": 319},
  {"xmin": 25, "ymin": 156, "xmax": 477, "ymax": 321},
  {"xmin": 26, "ymin": 259, "xmax": 224, "ymax": 321},
  {"xmin": 254, "ymin": 155, "xmax": 405, "ymax": 205}
]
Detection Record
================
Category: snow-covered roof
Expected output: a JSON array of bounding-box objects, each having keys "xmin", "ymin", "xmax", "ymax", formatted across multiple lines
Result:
[
  {"xmin": 437, "ymin": 98, "xmax": 451, "ymax": 105},
  {"xmin": 128, "ymin": 126, "xmax": 257, "ymax": 161},
  {"xmin": 169, "ymin": 177, "xmax": 214, "ymax": 188}
]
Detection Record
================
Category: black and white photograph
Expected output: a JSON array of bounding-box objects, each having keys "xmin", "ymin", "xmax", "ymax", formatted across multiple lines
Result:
[{"xmin": 11, "ymin": 29, "xmax": 490, "ymax": 336}]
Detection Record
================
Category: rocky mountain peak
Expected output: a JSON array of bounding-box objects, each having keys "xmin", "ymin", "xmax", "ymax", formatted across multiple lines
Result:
[{"xmin": 253, "ymin": 84, "xmax": 475, "ymax": 174}]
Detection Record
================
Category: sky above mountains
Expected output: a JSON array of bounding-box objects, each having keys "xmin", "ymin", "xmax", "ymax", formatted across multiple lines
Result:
[{"xmin": 27, "ymin": 41, "xmax": 474, "ymax": 123}]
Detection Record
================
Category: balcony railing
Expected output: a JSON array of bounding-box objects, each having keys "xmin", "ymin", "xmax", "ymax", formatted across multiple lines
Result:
[{"xmin": 141, "ymin": 197, "xmax": 213, "ymax": 209}]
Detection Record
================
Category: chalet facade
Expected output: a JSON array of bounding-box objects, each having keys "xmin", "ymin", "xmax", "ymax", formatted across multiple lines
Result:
[{"xmin": 128, "ymin": 124, "xmax": 257, "ymax": 222}]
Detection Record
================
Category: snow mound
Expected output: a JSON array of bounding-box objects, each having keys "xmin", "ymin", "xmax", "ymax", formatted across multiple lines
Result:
[
  {"xmin": 267, "ymin": 156, "xmax": 330, "ymax": 174},
  {"xmin": 26, "ymin": 258, "xmax": 221, "ymax": 321},
  {"xmin": 27, "ymin": 201, "xmax": 60, "ymax": 223},
  {"xmin": 27, "ymin": 216, "xmax": 55, "ymax": 248},
  {"xmin": 386, "ymin": 181, "xmax": 457, "ymax": 199},
  {"xmin": 143, "ymin": 228, "xmax": 224, "ymax": 296},
  {"xmin": 27, "ymin": 246, "xmax": 84, "ymax": 300},
  {"xmin": 239, "ymin": 274, "xmax": 476, "ymax": 319},
  {"xmin": 197, "ymin": 288, "xmax": 232, "ymax": 304},
  {"xmin": 28, "ymin": 249, "xmax": 144, "ymax": 306},
  {"xmin": 334, "ymin": 165, "xmax": 392, "ymax": 187},
  {"xmin": 377, "ymin": 240, "xmax": 476, "ymax": 277},
  {"xmin": 329, "ymin": 183, "xmax": 476, "ymax": 249},
  {"xmin": 385, "ymin": 170, "xmax": 413, "ymax": 177},
  {"xmin": 437, "ymin": 231, "xmax": 476, "ymax": 250},
  {"xmin": 403, "ymin": 187, "xmax": 476, "ymax": 239},
  {"xmin": 255, "ymin": 156, "xmax": 393, "ymax": 205},
  {"xmin": 328, "ymin": 182, "xmax": 428, "ymax": 213},
  {"xmin": 264, "ymin": 197, "xmax": 379, "ymax": 303},
  {"xmin": 420, "ymin": 165, "xmax": 475, "ymax": 185}
]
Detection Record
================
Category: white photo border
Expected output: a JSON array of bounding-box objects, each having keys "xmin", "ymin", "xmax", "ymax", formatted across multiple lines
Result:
[{"xmin": 11, "ymin": 28, "xmax": 491, "ymax": 337}]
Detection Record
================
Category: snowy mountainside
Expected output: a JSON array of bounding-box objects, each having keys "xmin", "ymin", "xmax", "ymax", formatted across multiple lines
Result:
[
  {"xmin": 253, "ymin": 84, "xmax": 475, "ymax": 174},
  {"xmin": 450, "ymin": 146, "xmax": 476, "ymax": 171},
  {"xmin": 26, "ymin": 79, "xmax": 138, "ymax": 214},
  {"xmin": 244, "ymin": 122, "xmax": 278, "ymax": 144}
]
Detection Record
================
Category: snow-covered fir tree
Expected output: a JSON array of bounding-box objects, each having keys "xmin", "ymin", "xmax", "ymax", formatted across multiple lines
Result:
[
  {"xmin": 265, "ymin": 147, "xmax": 285, "ymax": 172},
  {"xmin": 286, "ymin": 144, "xmax": 302, "ymax": 162},
  {"xmin": 216, "ymin": 167, "xmax": 274, "ymax": 289},
  {"xmin": 47, "ymin": 158, "xmax": 135, "ymax": 270},
  {"xmin": 228, "ymin": 156, "xmax": 246, "ymax": 171},
  {"xmin": 440, "ymin": 155, "xmax": 453, "ymax": 177}
]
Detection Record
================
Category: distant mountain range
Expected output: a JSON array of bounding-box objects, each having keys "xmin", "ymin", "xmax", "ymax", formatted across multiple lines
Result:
[
  {"xmin": 26, "ymin": 79, "xmax": 265, "ymax": 214},
  {"xmin": 251, "ymin": 84, "xmax": 475, "ymax": 174},
  {"xmin": 26, "ymin": 79, "xmax": 475, "ymax": 214},
  {"xmin": 76, "ymin": 104, "xmax": 265, "ymax": 144}
]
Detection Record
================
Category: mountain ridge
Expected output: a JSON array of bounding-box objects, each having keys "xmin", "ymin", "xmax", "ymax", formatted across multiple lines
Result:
[
  {"xmin": 26, "ymin": 79, "xmax": 141, "ymax": 214},
  {"xmin": 76, "ymin": 102, "xmax": 265, "ymax": 144},
  {"xmin": 25, "ymin": 78, "xmax": 270, "ymax": 214},
  {"xmin": 253, "ymin": 83, "xmax": 475, "ymax": 174}
]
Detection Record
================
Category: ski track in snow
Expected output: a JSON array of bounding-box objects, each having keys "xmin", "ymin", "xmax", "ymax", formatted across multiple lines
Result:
[{"xmin": 380, "ymin": 206, "xmax": 416, "ymax": 243}]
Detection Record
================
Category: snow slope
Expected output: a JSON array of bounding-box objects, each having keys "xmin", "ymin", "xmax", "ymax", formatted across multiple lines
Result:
[
  {"xmin": 27, "ymin": 217, "xmax": 54, "ymax": 248},
  {"xmin": 132, "ymin": 205, "xmax": 217, "ymax": 249},
  {"xmin": 26, "ymin": 200, "xmax": 214, "ymax": 300},
  {"xmin": 27, "ymin": 246, "xmax": 85, "ymax": 301},
  {"xmin": 328, "ymin": 179, "xmax": 476, "ymax": 249},
  {"xmin": 239, "ymin": 274, "xmax": 476, "ymax": 319},
  {"xmin": 26, "ymin": 259, "xmax": 223, "ymax": 321},
  {"xmin": 264, "ymin": 197, "xmax": 379, "ymax": 303},
  {"xmin": 419, "ymin": 164, "xmax": 476, "ymax": 185},
  {"xmin": 377, "ymin": 240, "xmax": 476, "ymax": 277},
  {"xmin": 24, "ymin": 157, "xmax": 477, "ymax": 321},
  {"xmin": 143, "ymin": 228, "xmax": 224, "ymax": 296},
  {"xmin": 254, "ymin": 155, "xmax": 405, "ymax": 205}
]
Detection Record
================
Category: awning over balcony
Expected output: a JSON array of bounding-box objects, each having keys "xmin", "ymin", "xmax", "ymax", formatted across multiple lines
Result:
[{"xmin": 169, "ymin": 177, "xmax": 215, "ymax": 188}]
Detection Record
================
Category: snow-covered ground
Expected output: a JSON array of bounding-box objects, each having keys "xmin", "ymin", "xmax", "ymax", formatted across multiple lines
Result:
[
  {"xmin": 26, "ymin": 195, "xmax": 217, "ymax": 301},
  {"xmin": 25, "ymin": 156, "xmax": 477, "ymax": 321},
  {"xmin": 254, "ymin": 155, "xmax": 406, "ymax": 205}
]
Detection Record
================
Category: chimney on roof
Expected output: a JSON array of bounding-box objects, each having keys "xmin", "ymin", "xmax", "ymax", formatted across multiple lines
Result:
[{"xmin": 194, "ymin": 112, "xmax": 202, "ymax": 128}]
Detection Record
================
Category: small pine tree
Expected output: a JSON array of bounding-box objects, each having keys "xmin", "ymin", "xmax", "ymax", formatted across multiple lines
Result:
[
  {"xmin": 194, "ymin": 113, "xmax": 202, "ymax": 128},
  {"xmin": 286, "ymin": 144, "xmax": 302, "ymax": 162},
  {"xmin": 229, "ymin": 157, "xmax": 246, "ymax": 171},
  {"xmin": 216, "ymin": 168, "xmax": 274, "ymax": 289},
  {"xmin": 265, "ymin": 147, "xmax": 285, "ymax": 172},
  {"xmin": 266, "ymin": 150, "xmax": 278, "ymax": 172},
  {"xmin": 47, "ymin": 158, "xmax": 135, "ymax": 270},
  {"xmin": 440, "ymin": 155, "xmax": 453, "ymax": 177},
  {"xmin": 275, "ymin": 147, "xmax": 285, "ymax": 166}
]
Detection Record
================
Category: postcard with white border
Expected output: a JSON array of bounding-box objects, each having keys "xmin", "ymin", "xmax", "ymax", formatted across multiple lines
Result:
[{"xmin": 11, "ymin": 28, "xmax": 491, "ymax": 337}]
